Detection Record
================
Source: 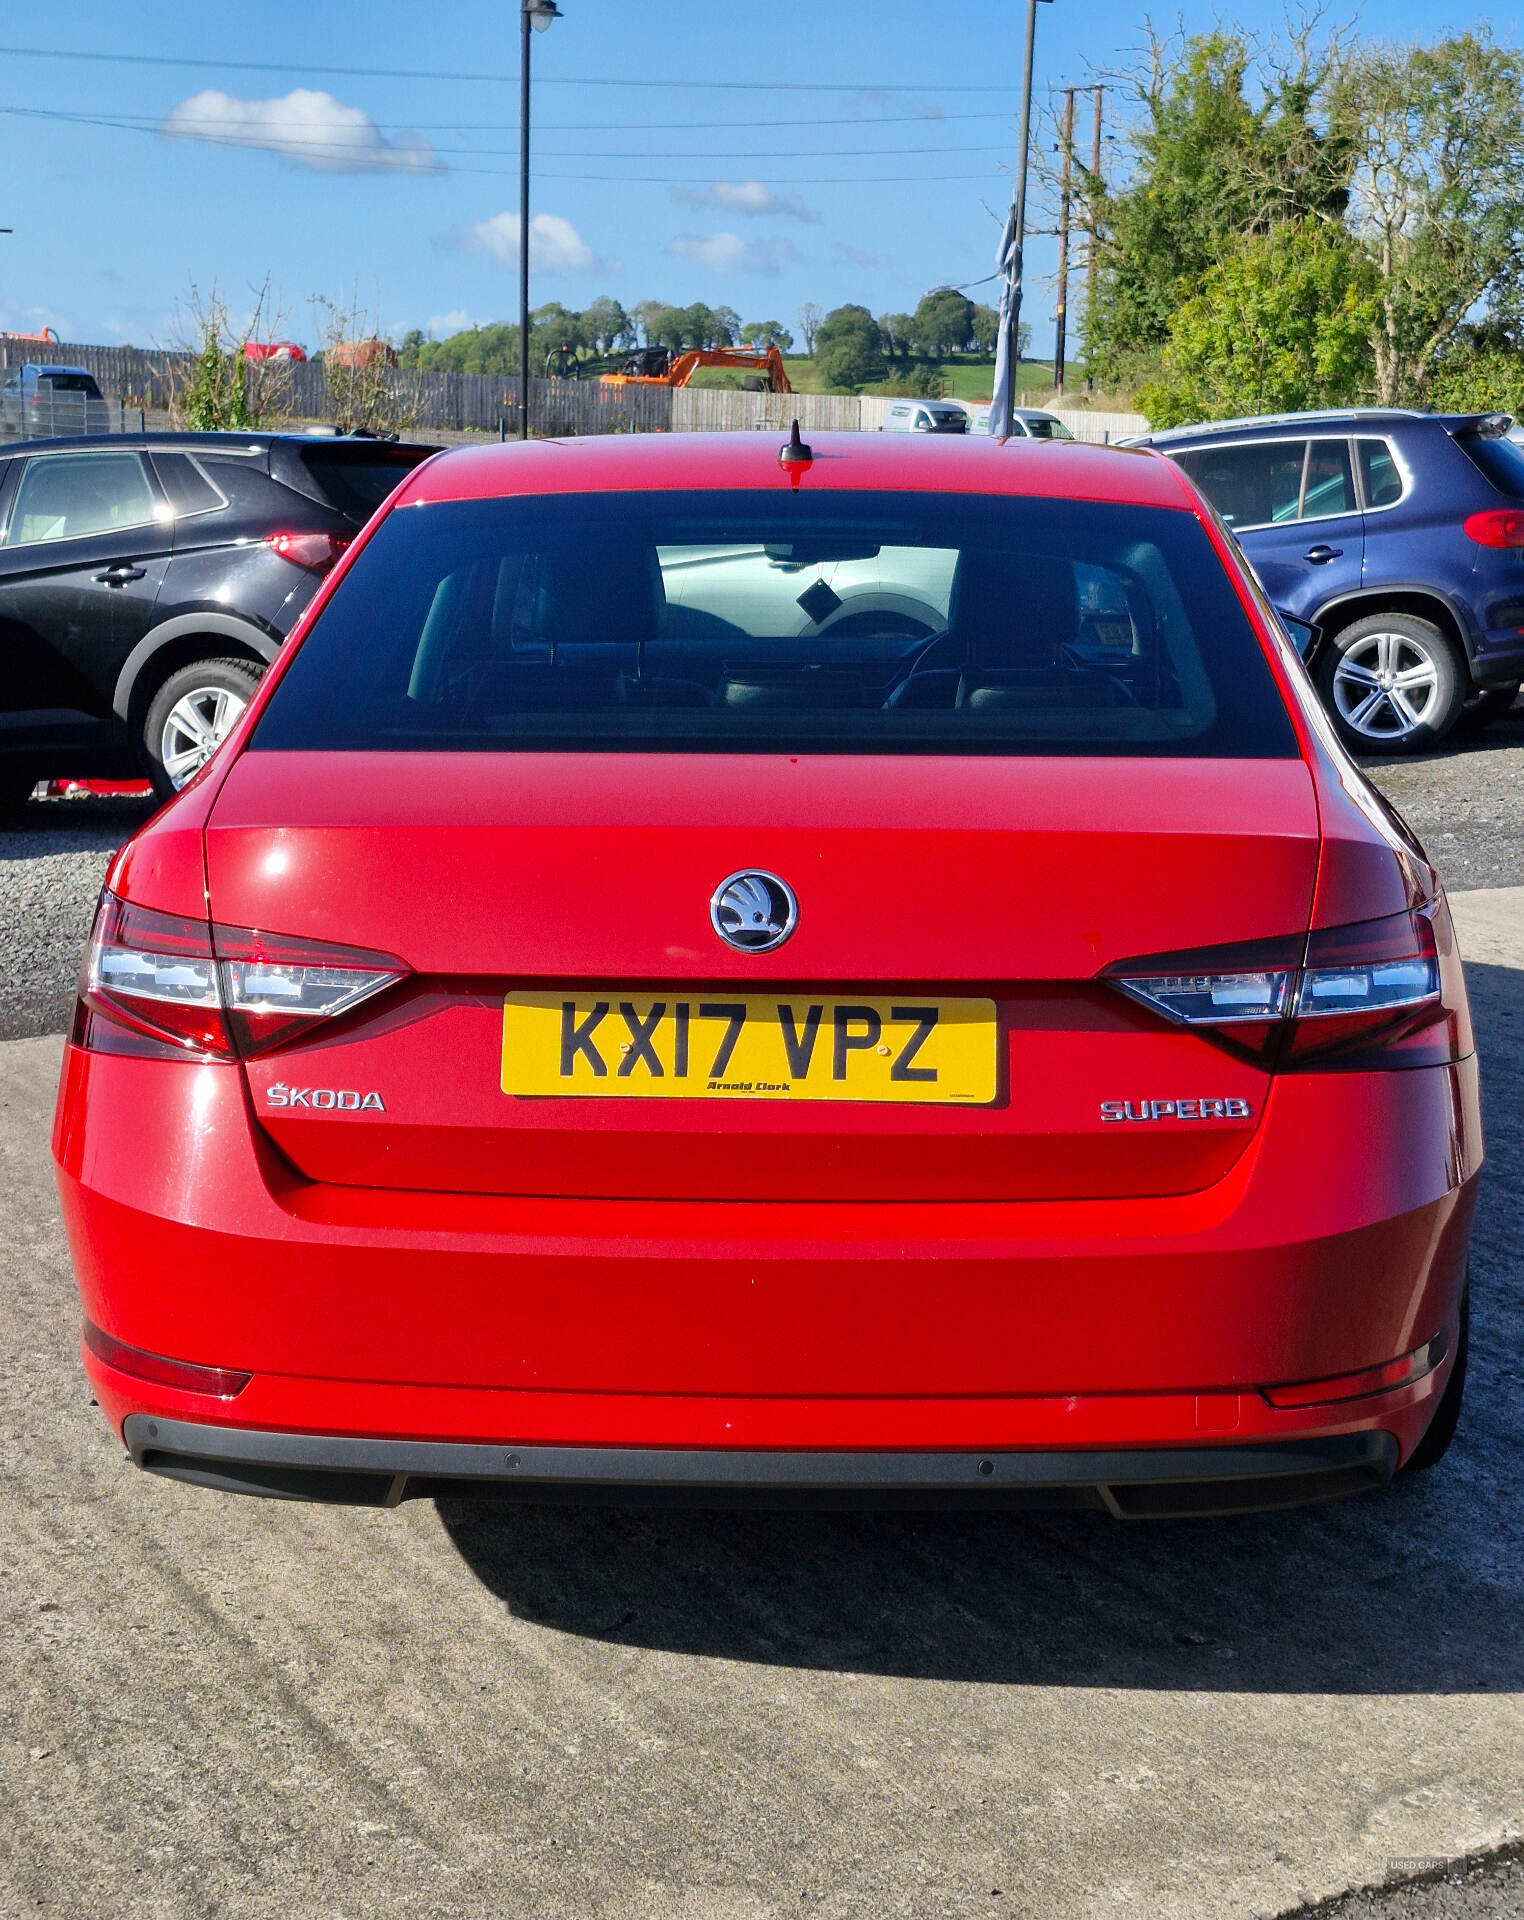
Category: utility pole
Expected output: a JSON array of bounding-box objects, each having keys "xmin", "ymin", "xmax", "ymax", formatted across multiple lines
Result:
[
  {"xmin": 1052, "ymin": 86, "xmax": 1075, "ymax": 393},
  {"xmin": 1083, "ymin": 84, "xmax": 1103, "ymax": 394}
]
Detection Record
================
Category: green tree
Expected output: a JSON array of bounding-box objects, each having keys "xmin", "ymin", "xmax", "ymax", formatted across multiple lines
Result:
[
  {"xmin": 1083, "ymin": 29, "xmax": 1355, "ymax": 385},
  {"xmin": 169, "ymin": 280, "xmax": 282, "ymax": 429},
  {"xmin": 682, "ymin": 302, "xmax": 717, "ymax": 349},
  {"xmin": 741, "ymin": 319, "xmax": 794, "ymax": 351},
  {"xmin": 418, "ymin": 323, "xmax": 519, "ymax": 375},
  {"xmin": 911, "ymin": 288, "xmax": 975, "ymax": 359},
  {"xmin": 969, "ymin": 304, "xmax": 1000, "ymax": 358},
  {"xmin": 708, "ymin": 304, "xmax": 742, "ymax": 348},
  {"xmin": 814, "ymin": 304, "xmax": 884, "ymax": 390},
  {"xmin": 1336, "ymin": 32, "xmax": 1524, "ymax": 403},
  {"xmin": 878, "ymin": 365, "xmax": 949, "ymax": 399},
  {"xmin": 580, "ymin": 295, "xmax": 629, "ymax": 354},
  {"xmin": 647, "ymin": 304, "xmax": 693, "ymax": 351},
  {"xmin": 797, "ymin": 301, "xmax": 824, "ymax": 355},
  {"xmin": 1426, "ymin": 336, "xmax": 1524, "ymax": 415},
  {"xmin": 877, "ymin": 312, "xmax": 915, "ymax": 361},
  {"xmin": 629, "ymin": 300, "xmax": 665, "ymax": 347},
  {"xmin": 1138, "ymin": 221, "xmax": 1378, "ymax": 428},
  {"xmin": 397, "ymin": 327, "xmax": 427, "ymax": 368}
]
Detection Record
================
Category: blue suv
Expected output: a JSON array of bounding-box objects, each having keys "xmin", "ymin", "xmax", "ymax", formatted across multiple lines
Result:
[{"xmin": 1128, "ymin": 409, "xmax": 1524, "ymax": 753}]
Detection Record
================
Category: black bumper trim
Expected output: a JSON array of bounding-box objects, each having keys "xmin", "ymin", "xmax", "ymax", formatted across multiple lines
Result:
[{"xmin": 122, "ymin": 1416, "xmax": 1398, "ymax": 1516}]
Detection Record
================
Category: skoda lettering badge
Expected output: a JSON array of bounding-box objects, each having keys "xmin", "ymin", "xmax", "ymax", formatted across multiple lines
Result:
[{"xmin": 710, "ymin": 870, "xmax": 798, "ymax": 953}]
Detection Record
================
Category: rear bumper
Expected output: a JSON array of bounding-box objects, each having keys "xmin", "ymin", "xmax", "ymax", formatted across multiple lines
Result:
[
  {"xmin": 56, "ymin": 1044, "xmax": 1482, "ymax": 1493},
  {"xmin": 1472, "ymin": 627, "xmax": 1524, "ymax": 688},
  {"xmin": 123, "ymin": 1413, "xmax": 1399, "ymax": 1517}
]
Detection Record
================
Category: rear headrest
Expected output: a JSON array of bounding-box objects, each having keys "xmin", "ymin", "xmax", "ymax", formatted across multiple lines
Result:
[
  {"xmin": 949, "ymin": 548, "xmax": 1078, "ymax": 670},
  {"xmin": 532, "ymin": 542, "xmax": 668, "ymax": 650}
]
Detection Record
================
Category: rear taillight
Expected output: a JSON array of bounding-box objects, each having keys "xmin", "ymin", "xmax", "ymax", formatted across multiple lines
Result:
[
  {"xmin": 265, "ymin": 530, "xmax": 351, "ymax": 571},
  {"xmin": 212, "ymin": 923, "xmax": 404, "ymax": 1055},
  {"xmin": 1463, "ymin": 508, "xmax": 1524, "ymax": 548},
  {"xmin": 1108, "ymin": 898, "xmax": 1468, "ymax": 1069},
  {"xmin": 74, "ymin": 891, "xmax": 404, "ymax": 1061},
  {"xmin": 76, "ymin": 893, "xmax": 230, "ymax": 1058}
]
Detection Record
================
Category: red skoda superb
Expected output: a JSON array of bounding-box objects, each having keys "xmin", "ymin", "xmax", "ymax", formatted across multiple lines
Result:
[{"xmin": 53, "ymin": 431, "xmax": 1480, "ymax": 1515}]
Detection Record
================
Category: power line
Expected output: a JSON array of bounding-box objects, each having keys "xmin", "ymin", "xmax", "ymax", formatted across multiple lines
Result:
[
  {"xmin": 0, "ymin": 105, "xmax": 1007, "ymax": 183},
  {"xmin": 0, "ymin": 44, "xmax": 1017, "ymax": 93},
  {"xmin": 8, "ymin": 103, "xmax": 1015, "ymax": 132}
]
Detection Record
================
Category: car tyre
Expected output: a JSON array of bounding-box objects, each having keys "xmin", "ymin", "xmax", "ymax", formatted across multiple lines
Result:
[
  {"xmin": 1402, "ymin": 1287, "xmax": 1468, "ymax": 1474},
  {"xmin": 1317, "ymin": 611, "xmax": 1464, "ymax": 755},
  {"xmin": 143, "ymin": 657, "xmax": 263, "ymax": 801},
  {"xmin": 1449, "ymin": 681, "xmax": 1519, "ymax": 739}
]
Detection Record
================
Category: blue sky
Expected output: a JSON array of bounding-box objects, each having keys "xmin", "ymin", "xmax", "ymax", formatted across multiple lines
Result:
[{"xmin": 0, "ymin": 0, "xmax": 1510, "ymax": 358}]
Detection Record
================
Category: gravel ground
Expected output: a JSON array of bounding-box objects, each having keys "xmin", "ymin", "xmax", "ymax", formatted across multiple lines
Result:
[
  {"xmin": 1289, "ymin": 1844, "xmax": 1524, "ymax": 1920},
  {"xmin": 0, "ymin": 793, "xmax": 154, "ymax": 1042},
  {"xmin": 1362, "ymin": 697, "xmax": 1524, "ymax": 891}
]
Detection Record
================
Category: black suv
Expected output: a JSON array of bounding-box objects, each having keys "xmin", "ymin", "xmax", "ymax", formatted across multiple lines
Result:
[
  {"xmin": 1127, "ymin": 409, "xmax": 1524, "ymax": 753},
  {"xmin": 0, "ymin": 431, "xmax": 437, "ymax": 809}
]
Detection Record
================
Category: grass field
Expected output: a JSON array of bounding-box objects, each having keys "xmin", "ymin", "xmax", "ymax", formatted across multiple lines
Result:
[{"xmin": 687, "ymin": 356, "xmax": 1059, "ymax": 399}]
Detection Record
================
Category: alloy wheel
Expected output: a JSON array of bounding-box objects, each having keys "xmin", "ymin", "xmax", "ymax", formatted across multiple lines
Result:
[
  {"xmin": 1330, "ymin": 630, "xmax": 1441, "ymax": 744},
  {"xmin": 159, "ymin": 685, "xmax": 249, "ymax": 789}
]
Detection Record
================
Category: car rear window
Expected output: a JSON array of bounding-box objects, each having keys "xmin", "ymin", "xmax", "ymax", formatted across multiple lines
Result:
[
  {"xmin": 36, "ymin": 373, "xmax": 100, "ymax": 395},
  {"xmin": 297, "ymin": 445, "xmax": 431, "ymax": 521},
  {"xmin": 150, "ymin": 452, "xmax": 226, "ymax": 518},
  {"xmin": 1455, "ymin": 431, "xmax": 1524, "ymax": 500},
  {"xmin": 252, "ymin": 488, "xmax": 1298, "ymax": 759}
]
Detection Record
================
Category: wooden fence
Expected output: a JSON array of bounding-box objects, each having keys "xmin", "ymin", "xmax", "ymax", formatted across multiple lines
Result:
[
  {"xmin": 671, "ymin": 387, "xmax": 866, "ymax": 434},
  {"xmin": 0, "ymin": 338, "xmax": 1150, "ymax": 440}
]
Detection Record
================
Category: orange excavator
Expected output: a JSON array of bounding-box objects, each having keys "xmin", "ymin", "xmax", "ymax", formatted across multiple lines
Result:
[{"xmin": 600, "ymin": 344, "xmax": 792, "ymax": 394}]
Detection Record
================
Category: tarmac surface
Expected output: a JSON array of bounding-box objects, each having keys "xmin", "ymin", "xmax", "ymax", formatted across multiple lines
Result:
[{"xmin": 0, "ymin": 727, "xmax": 1520, "ymax": 1919}]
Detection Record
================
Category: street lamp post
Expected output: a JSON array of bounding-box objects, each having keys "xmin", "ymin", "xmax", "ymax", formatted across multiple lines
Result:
[{"xmin": 518, "ymin": 0, "xmax": 561, "ymax": 441}]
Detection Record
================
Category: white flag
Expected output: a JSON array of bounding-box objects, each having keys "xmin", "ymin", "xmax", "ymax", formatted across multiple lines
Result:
[{"xmin": 988, "ymin": 197, "xmax": 1020, "ymax": 439}]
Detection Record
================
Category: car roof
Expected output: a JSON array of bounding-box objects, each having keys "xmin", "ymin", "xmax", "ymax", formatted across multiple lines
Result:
[
  {"xmin": 397, "ymin": 430, "xmax": 1188, "ymax": 511},
  {"xmin": 1132, "ymin": 407, "xmax": 1503, "ymax": 446},
  {"xmin": 20, "ymin": 363, "xmax": 96, "ymax": 379}
]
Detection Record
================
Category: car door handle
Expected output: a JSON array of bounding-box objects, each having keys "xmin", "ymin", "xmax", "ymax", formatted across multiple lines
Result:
[
  {"xmin": 1304, "ymin": 544, "xmax": 1343, "ymax": 564},
  {"xmin": 92, "ymin": 564, "xmax": 147, "ymax": 586}
]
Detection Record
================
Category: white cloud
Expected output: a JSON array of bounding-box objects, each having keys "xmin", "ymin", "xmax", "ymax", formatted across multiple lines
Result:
[
  {"xmin": 424, "ymin": 310, "xmax": 478, "ymax": 337},
  {"xmin": 158, "ymin": 89, "xmax": 438, "ymax": 174},
  {"xmin": 460, "ymin": 212, "xmax": 598, "ymax": 273},
  {"xmin": 670, "ymin": 180, "xmax": 820, "ymax": 224},
  {"xmin": 666, "ymin": 232, "xmax": 797, "ymax": 276}
]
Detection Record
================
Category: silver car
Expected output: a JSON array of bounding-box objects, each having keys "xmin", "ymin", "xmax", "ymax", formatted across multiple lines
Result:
[{"xmin": 0, "ymin": 364, "xmax": 112, "ymax": 441}]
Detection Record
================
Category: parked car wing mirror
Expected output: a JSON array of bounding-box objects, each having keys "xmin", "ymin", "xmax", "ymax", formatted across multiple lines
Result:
[{"xmin": 1278, "ymin": 613, "xmax": 1317, "ymax": 659}]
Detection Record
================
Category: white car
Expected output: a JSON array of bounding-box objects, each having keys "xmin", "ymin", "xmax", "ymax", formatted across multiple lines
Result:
[
  {"xmin": 970, "ymin": 406, "xmax": 1076, "ymax": 441},
  {"xmin": 879, "ymin": 400, "xmax": 969, "ymax": 435}
]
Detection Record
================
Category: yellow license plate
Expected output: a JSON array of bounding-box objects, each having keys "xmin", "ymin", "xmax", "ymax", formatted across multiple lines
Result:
[{"xmin": 501, "ymin": 993, "xmax": 998, "ymax": 1104}]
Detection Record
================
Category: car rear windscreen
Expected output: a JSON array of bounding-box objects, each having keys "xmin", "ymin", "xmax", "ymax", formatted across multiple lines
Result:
[
  {"xmin": 298, "ymin": 446, "xmax": 433, "ymax": 521},
  {"xmin": 251, "ymin": 488, "xmax": 1298, "ymax": 758},
  {"xmin": 1456, "ymin": 431, "xmax": 1524, "ymax": 499},
  {"xmin": 36, "ymin": 373, "xmax": 100, "ymax": 394}
]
